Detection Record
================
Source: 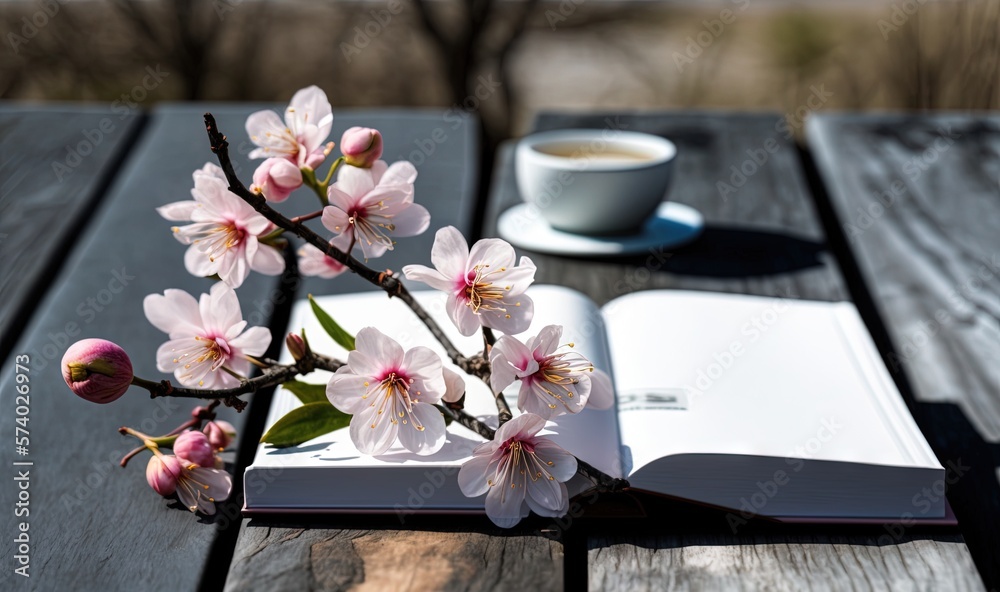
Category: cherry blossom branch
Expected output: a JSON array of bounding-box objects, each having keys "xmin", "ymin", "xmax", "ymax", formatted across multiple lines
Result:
[
  {"xmin": 436, "ymin": 404, "xmax": 629, "ymax": 493},
  {"xmin": 130, "ymin": 352, "xmax": 344, "ymax": 411},
  {"xmin": 203, "ymin": 113, "xmax": 472, "ymax": 373}
]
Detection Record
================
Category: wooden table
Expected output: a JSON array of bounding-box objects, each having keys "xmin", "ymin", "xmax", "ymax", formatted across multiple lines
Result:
[{"xmin": 0, "ymin": 104, "xmax": 994, "ymax": 591}]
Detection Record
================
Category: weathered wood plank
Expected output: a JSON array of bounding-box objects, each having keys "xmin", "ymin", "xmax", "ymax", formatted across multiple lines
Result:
[
  {"xmin": 487, "ymin": 112, "xmax": 983, "ymax": 591},
  {"xmin": 0, "ymin": 104, "xmax": 295, "ymax": 591},
  {"xmin": 808, "ymin": 113, "xmax": 1000, "ymax": 589},
  {"xmin": 589, "ymin": 534, "xmax": 981, "ymax": 592},
  {"xmin": 225, "ymin": 110, "xmax": 566, "ymax": 591},
  {"xmin": 226, "ymin": 526, "xmax": 563, "ymax": 592},
  {"xmin": 0, "ymin": 106, "xmax": 142, "ymax": 356}
]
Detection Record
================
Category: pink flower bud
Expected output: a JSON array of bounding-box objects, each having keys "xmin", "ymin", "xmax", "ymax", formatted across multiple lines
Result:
[
  {"xmin": 285, "ymin": 332, "xmax": 308, "ymax": 362},
  {"xmin": 252, "ymin": 157, "xmax": 303, "ymax": 203},
  {"xmin": 202, "ymin": 420, "xmax": 237, "ymax": 451},
  {"xmin": 146, "ymin": 455, "xmax": 183, "ymax": 496},
  {"xmin": 173, "ymin": 430, "xmax": 217, "ymax": 468},
  {"xmin": 62, "ymin": 339, "xmax": 133, "ymax": 404},
  {"xmin": 340, "ymin": 127, "xmax": 383, "ymax": 168}
]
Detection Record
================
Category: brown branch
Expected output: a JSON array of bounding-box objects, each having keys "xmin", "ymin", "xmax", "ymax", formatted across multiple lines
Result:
[
  {"xmin": 132, "ymin": 352, "xmax": 343, "ymax": 412},
  {"xmin": 203, "ymin": 113, "xmax": 472, "ymax": 373}
]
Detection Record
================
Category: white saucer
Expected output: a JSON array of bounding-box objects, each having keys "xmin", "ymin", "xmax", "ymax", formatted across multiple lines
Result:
[{"xmin": 497, "ymin": 202, "xmax": 704, "ymax": 256}]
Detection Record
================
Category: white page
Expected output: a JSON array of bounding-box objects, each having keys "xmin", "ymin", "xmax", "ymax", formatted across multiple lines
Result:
[{"xmin": 600, "ymin": 290, "xmax": 939, "ymax": 477}]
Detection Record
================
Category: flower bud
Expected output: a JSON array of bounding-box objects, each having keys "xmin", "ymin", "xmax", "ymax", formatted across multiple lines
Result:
[
  {"xmin": 62, "ymin": 339, "xmax": 133, "ymax": 404},
  {"xmin": 285, "ymin": 332, "xmax": 309, "ymax": 362},
  {"xmin": 340, "ymin": 127, "xmax": 383, "ymax": 168},
  {"xmin": 146, "ymin": 455, "xmax": 183, "ymax": 496},
  {"xmin": 173, "ymin": 430, "xmax": 216, "ymax": 468},
  {"xmin": 442, "ymin": 367, "xmax": 466, "ymax": 409},
  {"xmin": 203, "ymin": 420, "xmax": 237, "ymax": 451},
  {"xmin": 252, "ymin": 157, "xmax": 303, "ymax": 203}
]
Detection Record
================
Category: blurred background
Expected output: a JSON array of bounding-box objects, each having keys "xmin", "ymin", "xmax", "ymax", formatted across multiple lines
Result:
[{"xmin": 2, "ymin": 0, "xmax": 998, "ymax": 153}]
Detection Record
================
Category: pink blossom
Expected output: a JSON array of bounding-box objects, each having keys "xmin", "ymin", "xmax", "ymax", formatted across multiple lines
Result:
[
  {"xmin": 173, "ymin": 430, "xmax": 218, "ymax": 468},
  {"xmin": 61, "ymin": 339, "xmax": 133, "ymax": 404},
  {"xmin": 340, "ymin": 127, "xmax": 383, "ymax": 168},
  {"xmin": 297, "ymin": 233, "xmax": 352, "ymax": 279},
  {"xmin": 490, "ymin": 325, "xmax": 614, "ymax": 419},
  {"xmin": 144, "ymin": 283, "xmax": 271, "ymax": 389},
  {"xmin": 251, "ymin": 157, "xmax": 303, "ymax": 203},
  {"xmin": 145, "ymin": 454, "xmax": 232, "ymax": 514},
  {"xmin": 203, "ymin": 420, "xmax": 237, "ymax": 451},
  {"xmin": 326, "ymin": 327, "xmax": 446, "ymax": 456},
  {"xmin": 458, "ymin": 413, "xmax": 577, "ymax": 528},
  {"xmin": 245, "ymin": 85, "xmax": 333, "ymax": 168},
  {"xmin": 321, "ymin": 160, "xmax": 429, "ymax": 260},
  {"xmin": 403, "ymin": 226, "xmax": 536, "ymax": 336},
  {"xmin": 157, "ymin": 163, "xmax": 285, "ymax": 288}
]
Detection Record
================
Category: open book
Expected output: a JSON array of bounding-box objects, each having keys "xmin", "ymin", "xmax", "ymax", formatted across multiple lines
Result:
[{"xmin": 244, "ymin": 286, "xmax": 949, "ymax": 523}]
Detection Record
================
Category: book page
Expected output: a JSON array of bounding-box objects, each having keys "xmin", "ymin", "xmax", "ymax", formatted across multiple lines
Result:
[
  {"xmin": 253, "ymin": 285, "xmax": 621, "ymax": 477},
  {"xmin": 600, "ymin": 290, "xmax": 940, "ymax": 477}
]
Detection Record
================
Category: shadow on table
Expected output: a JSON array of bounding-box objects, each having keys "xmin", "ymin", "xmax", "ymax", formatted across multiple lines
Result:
[{"xmin": 567, "ymin": 224, "xmax": 831, "ymax": 278}]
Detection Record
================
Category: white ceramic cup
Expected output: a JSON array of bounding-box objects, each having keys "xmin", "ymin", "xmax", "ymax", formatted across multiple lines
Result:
[{"xmin": 515, "ymin": 129, "xmax": 677, "ymax": 235}]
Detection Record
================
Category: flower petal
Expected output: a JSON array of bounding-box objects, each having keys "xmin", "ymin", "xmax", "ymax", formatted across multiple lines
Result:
[
  {"xmin": 350, "ymin": 402, "xmax": 398, "ymax": 456},
  {"xmin": 430, "ymin": 226, "xmax": 470, "ymax": 283},
  {"xmin": 468, "ymin": 238, "xmax": 516, "ymax": 270},
  {"xmin": 144, "ymin": 289, "xmax": 203, "ymax": 338},
  {"xmin": 447, "ymin": 295, "xmax": 481, "ymax": 337},
  {"xmin": 396, "ymin": 402, "xmax": 446, "ymax": 455},
  {"xmin": 524, "ymin": 480, "xmax": 569, "ymax": 518},
  {"xmin": 379, "ymin": 161, "xmax": 418, "ymax": 185},
  {"xmin": 402, "ymin": 264, "xmax": 453, "ymax": 292},
  {"xmin": 157, "ymin": 200, "xmax": 199, "ymax": 221},
  {"xmin": 529, "ymin": 325, "xmax": 563, "ymax": 359},
  {"xmin": 229, "ymin": 326, "xmax": 271, "ymax": 357},
  {"xmin": 353, "ymin": 328, "xmax": 405, "ymax": 372},
  {"xmin": 326, "ymin": 370, "xmax": 372, "ymax": 414},
  {"xmin": 495, "ymin": 412, "xmax": 547, "ymax": 442},
  {"xmin": 500, "ymin": 256, "xmax": 537, "ymax": 296},
  {"xmin": 530, "ymin": 440, "xmax": 578, "ymax": 482},
  {"xmin": 402, "ymin": 346, "xmax": 445, "ymax": 399},
  {"xmin": 585, "ymin": 369, "xmax": 615, "ymax": 410},
  {"xmin": 251, "ymin": 244, "xmax": 286, "ymax": 276},
  {"xmin": 457, "ymin": 453, "xmax": 493, "ymax": 497},
  {"xmin": 479, "ymin": 295, "xmax": 534, "ymax": 335},
  {"xmin": 484, "ymin": 472, "xmax": 528, "ymax": 528}
]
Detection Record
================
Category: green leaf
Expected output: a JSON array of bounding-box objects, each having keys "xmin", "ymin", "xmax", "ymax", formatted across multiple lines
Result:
[
  {"xmin": 309, "ymin": 294, "xmax": 356, "ymax": 351},
  {"xmin": 260, "ymin": 401, "xmax": 351, "ymax": 448},
  {"xmin": 282, "ymin": 381, "xmax": 328, "ymax": 405}
]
